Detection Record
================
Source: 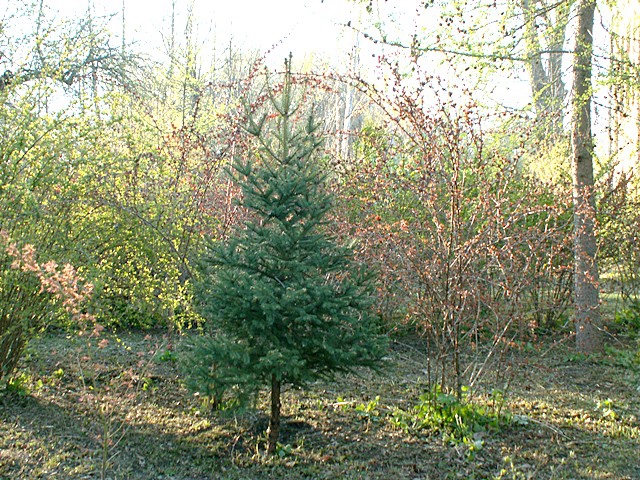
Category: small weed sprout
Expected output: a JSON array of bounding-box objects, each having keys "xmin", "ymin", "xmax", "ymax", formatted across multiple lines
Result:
[
  {"xmin": 355, "ymin": 396, "xmax": 381, "ymax": 420},
  {"xmin": 596, "ymin": 398, "xmax": 617, "ymax": 421},
  {"xmin": 158, "ymin": 349, "xmax": 177, "ymax": 362},
  {"xmin": 6, "ymin": 372, "xmax": 33, "ymax": 396}
]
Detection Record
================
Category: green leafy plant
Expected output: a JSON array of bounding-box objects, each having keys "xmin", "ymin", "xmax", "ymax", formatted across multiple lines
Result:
[
  {"xmin": 352, "ymin": 395, "xmax": 383, "ymax": 433},
  {"xmin": 596, "ymin": 398, "xmax": 618, "ymax": 421},
  {"xmin": 158, "ymin": 349, "xmax": 177, "ymax": 363},
  {"xmin": 6, "ymin": 372, "xmax": 33, "ymax": 396},
  {"xmin": 141, "ymin": 377, "xmax": 155, "ymax": 392},
  {"xmin": 275, "ymin": 442, "xmax": 295, "ymax": 458},
  {"xmin": 389, "ymin": 386, "xmax": 511, "ymax": 450},
  {"xmin": 355, "ymin": 396, "xmax": 382, "ymax": 422},
  {"xmin": 603, "ymin": 345, "xmax": 640, "ymax": 371},
  {"xmin": 612, "ymin": 301, "xmax": 640, "ymax": 337}
]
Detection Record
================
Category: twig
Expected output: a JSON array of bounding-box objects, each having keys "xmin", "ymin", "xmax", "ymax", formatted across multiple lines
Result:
[
  {"xmin": 540, "ymin": 334, "xmax": 574, "ymax": 358},
  {"xmin": 525, "ymin": 416, "xmax": 569, "ymax": 439}
]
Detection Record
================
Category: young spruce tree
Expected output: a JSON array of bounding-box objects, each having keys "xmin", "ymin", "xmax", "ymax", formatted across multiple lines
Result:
[{"xmin": 182, "ymin": 58, "xmax": 387, "ymax": 454}]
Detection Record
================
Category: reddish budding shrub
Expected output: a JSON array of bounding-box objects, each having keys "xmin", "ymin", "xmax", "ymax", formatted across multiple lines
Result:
[
  {"xmin": 332, "ymin": 66, "xmax": 573, "ymax": 395},
  {"xmin": 0, "ymin": 230, "xmax": 95, "ymax": 381}
]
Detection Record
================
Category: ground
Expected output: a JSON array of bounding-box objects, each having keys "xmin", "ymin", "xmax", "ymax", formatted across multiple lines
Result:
[{"xmin": 1, "ymin": 330, "xmax": 639, "ymax": 479}]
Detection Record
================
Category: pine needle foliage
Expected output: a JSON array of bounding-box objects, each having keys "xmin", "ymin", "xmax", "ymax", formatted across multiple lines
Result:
[{"xmin": 181, "ymin": 58, "xmax": 387, "ymax": 454}]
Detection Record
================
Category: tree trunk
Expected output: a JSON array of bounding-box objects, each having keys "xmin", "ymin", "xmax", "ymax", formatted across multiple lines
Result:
[
  {"xmin": 266, "ymin": 374, "xmax": 281, "ymax": 455},
  {"xmin": 520, "ymin": 0, "xmax": 571, "ymax": 137},
  {"xmin": 571, "ymin": 0, "xmax": 603, "ymax": 354}
]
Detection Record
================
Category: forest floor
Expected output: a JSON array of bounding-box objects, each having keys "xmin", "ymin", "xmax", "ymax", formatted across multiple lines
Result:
[{"xmin": 1, "ymin": 329, "xmax": 639, "ymax": 479}]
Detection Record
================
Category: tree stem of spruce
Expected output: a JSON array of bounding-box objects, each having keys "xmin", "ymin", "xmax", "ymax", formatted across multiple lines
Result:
[{"xmin": 266, "ymin": 374, "xmax": 282, "ymax": 455}]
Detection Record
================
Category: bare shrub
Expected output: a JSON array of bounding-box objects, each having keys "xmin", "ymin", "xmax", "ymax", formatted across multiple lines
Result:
[{"xmin": 333, "ymin": 64, "xmax": 573, "ymax": 396}]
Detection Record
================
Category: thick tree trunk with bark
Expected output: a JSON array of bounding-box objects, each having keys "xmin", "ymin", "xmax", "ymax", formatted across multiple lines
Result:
[
  {"xmin": 266, "ymin": 374, "xmax": 282, "ymax": 455},
  {"xmin": 571, "ymin": 0, "xmax": 603, "ymax": 354}
]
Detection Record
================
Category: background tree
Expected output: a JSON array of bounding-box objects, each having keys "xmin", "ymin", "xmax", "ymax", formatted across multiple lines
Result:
[
  {"xmin": 518, "ymin": 0, "xmax": 573, "ymax": 137},
  {"xmin": 350, "ymin": 0, "xmax": 613, "ymax": 352},
  {"xmin": 181, "ymin": 58, "xmax": 387, "ymax": 454},
  {"xmin": 571, "ymin": 0, "xmax": 603, "ymax": 353},
  {"xmin": 350, "ymin": 1, "xmax": 572, "ymax": 126},
  {"xmin": 66, "ymin": 7, "xmax": 258, "ymax": 330},
  {"xmin": 0, "ymin": 0, "xmax": 128, "ymax": 95},
  {"xmin": 608, "ymin": 0, "xmax": 640, "ymax": 169}
]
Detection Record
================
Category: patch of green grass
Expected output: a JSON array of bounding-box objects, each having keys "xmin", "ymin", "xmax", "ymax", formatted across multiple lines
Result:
[{"xmin": 602, "ymin": 344, "xmax": 640, "ymax": 371}]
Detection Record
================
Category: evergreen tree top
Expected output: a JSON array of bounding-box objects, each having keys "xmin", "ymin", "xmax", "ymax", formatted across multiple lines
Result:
[{"xmin": 189, "ymin": 57, "xmax": 386, "ymax": 396}]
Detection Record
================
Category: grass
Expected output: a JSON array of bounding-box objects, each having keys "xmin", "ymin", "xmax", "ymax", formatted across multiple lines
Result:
[{"xmin": 1, "ymin": 331, "xmax": 639, "ymax": 479}]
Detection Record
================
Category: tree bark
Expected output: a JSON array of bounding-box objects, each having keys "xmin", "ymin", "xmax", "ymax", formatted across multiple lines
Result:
[
  {"xmin": 571, "ymin": 0, "xmax": 603, "ymax": 354},
  {"xmin": 521, "ymin": 0, "xmax": 551, "ymax": 113},
  {"xmin": 266, "ymin": 374, "xmax": 281, "ymax": 455},
  {"xmin": 520, "ymin": 0, "xmax": 571, "ymax": 136}
]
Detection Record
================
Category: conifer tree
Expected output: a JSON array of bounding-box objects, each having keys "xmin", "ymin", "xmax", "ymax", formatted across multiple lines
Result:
[{"xmin": 181, "ymin": 58, "xmax": 387, "ymax": 454}]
